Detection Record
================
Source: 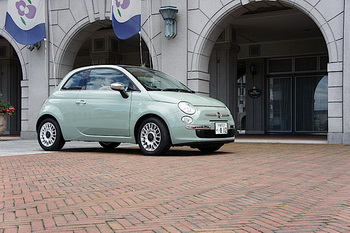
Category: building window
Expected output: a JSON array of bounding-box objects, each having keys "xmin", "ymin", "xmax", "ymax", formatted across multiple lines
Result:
[
  {"xmin": 249, "ymin": 44, "xmax": 261, "ymax": 57},
  {"xmin": 267, "ymin": 77, "xmax": 292, "ymax": 132},
  {"xmin": 94, "ymin": 39, "xmax": 106, "ymax": 52},
  {"xmin": 266, "ymin": 55, "xmax": 328, "ymax": 134},
  {"xmin": 295, "ymin": 57, "xmax": 317, "ymax": 72},
  {"xmin": 268, "ymin": 59, "xmax": 292, "ymax": 73},
  {"xmin": 268, "ymin": 55, "xmax": 328, "ymax": 74}
]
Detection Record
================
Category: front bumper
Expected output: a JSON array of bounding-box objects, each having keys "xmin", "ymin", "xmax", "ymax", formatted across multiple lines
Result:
[
  {"xmin": 185, "ymin": 124, "xmax": 236, "ymax": 138},
  {"xmin": 171, "ymin": 123, "xmax": 236, "ymax": 146},
  {"xmin": 169, "ymin": 105, "xmax": 236, "ymax": 146}
]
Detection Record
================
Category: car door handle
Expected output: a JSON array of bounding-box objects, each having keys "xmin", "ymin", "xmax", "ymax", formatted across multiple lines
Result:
[{"xmin": 75, "ymin": 100, "xmax": 86, "ymax": 105}]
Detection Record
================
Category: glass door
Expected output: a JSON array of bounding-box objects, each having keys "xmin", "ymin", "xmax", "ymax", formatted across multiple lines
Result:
[
  {"xmin": 295, "ymin": 75, "xmax": 328, "ymax": 132},
  {"xmin": 267, "ymin": 76, "xmax": 328, "ymax": 134},
  {"xmin": 267, "ymin": 77, "xmax": 292, "ymax": 132}
]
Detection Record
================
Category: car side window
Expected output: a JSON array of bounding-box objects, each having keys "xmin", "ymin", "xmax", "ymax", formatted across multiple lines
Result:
[
  {"xmin": 62, "ymin": 70, "xmax": 89, "ymax": 90},
  {"xmin": 86, "ymin": 68, "xmax": 136, "ymax": 91}
]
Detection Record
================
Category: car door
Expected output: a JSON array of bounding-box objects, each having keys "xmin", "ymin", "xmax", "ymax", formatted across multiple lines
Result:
[
  {"xmin": 58, "ymin": 69, "xmax": 90, "ymax": 139},
  {"xmin": 74, "ymin": 68, "xmax": 132, "ymax": 137}
]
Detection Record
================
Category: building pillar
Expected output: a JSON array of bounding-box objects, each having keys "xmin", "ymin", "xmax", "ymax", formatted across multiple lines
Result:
[
  {"xmin": 209, "ymin": 42, "xmax": 239, "ymax": 116},
  {"xmin": 342, "ymin": 0, "xmax": 350, "ymax": 144},
  {"xmin": 327, "ymin": 62, "xmax": 344, "ymax": 144},
  {"xmin": 245, "ymin": 60, "xmax": 265, "ymax": 134},
  {"xmin": 21, "ymin": 47, "xmax": 48, "ymax": 139},
  {"xmin": 159, "ymin": 1, "xmax": 188, "ymax": 84}
]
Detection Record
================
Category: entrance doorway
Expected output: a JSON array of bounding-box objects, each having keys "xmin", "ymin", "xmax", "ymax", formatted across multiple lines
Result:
[
  {"xmin": 0, "ymin": 37, "xmax": 21, "ymax": 135},
  {"xmin": 208, "ymin": 4, "xmax": 329, "ymax": 136},
  {"xmin": 266, "ymin": 55, "xmax": 328, "ymax": 134}
]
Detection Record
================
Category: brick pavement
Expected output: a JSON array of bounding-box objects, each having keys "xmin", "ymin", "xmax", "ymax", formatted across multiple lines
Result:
[{"xmin": 1, "ymin": 143, "xmax": 350, "ymax": 232}]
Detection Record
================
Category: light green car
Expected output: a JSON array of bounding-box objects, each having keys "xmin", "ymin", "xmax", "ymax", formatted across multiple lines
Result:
[{"xmin": 36, "ymin": 65, "xmax": 236, "ymax": 155}]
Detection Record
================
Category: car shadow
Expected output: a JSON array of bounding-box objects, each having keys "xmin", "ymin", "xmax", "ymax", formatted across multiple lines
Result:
[{"xmin": 59, "ymin": 146, "xmax": 229, "ymax": 157}]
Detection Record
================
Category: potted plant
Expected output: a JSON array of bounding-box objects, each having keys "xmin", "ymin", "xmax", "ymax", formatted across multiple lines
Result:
[{"xmin": 0, "ymin": 92, "xmax": 15, "ymax": 136}]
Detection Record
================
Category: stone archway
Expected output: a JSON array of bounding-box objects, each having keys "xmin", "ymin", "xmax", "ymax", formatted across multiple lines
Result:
[
  {"xmin": 0, "ymin": 34, "xmax": 25, "ymax": 135},
  {"xmin": 52, "ymin": 20, "xmax": 152, "ymax": 86},
  {"xmin": 188, "ymin": 0, "xmax": 343, "ymax": 143},
  {"xmin": 49, "ymin": 0, "xmax": 155, "ymax": 87},
  {"xmin": 190, "ymin": 0, "xmax": 340, "ymax": 74},
  {"xmin": 53, "ymin": 20, "xmax": 112, "ymax": 83}
]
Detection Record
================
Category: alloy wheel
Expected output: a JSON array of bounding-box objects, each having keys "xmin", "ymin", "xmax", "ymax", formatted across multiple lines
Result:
[
  {"xmin": 40, "ymin": 122, "xmax": 57, "ymax": 147},
  {"xmin": 140, "ymin": 122, "xmax": 161, "ymax": 152}
]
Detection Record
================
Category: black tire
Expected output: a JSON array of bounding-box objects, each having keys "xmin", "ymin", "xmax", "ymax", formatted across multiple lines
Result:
[
  {"xmin": 197, "ymin": 143, "xmax": 223, "ymax": 153},
  {"xmin": 99, "ymin": 142, "xmax": 121, "ymax": 149},
  {"xmin": 37, "ymin": 118, "xmax": 65, "ymax": 151},
  {"xmin": 138, "ymin": 117, "xmax": 171, "ymax": 155}
]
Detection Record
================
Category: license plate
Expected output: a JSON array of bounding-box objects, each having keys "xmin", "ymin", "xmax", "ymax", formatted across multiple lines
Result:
[{"xmin": 215, "ymin": 122, "xmax": 228, "ymax": 135}]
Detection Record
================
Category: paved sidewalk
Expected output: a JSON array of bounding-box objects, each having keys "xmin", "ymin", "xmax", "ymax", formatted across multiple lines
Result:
[
  {"xmin": 1, "ymin": 141, "xmax": 349, "ymax": 232},
  {"xmin": 0, "ymin": 139, "xmax": 136, "ymax": 157},
  {"xmin": 0, "ymin": 134, "xmax": 327, "ymax": 157}
]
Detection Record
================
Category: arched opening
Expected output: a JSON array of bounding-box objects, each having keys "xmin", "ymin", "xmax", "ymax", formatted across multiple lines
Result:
[
  {"xmin": 74, "ymin": 26, "xmax": 151, "ymax": 69},
  {"xmin": 208, "ymin": 2, "xmax": 328, "ymax": 135},
  {"xmin": 0, "ymin": 36, "xmax": 21, "ymax": 136},
  {"xmin": 54, "ymin": 20, "xmax": 151, "ymax": 83}
]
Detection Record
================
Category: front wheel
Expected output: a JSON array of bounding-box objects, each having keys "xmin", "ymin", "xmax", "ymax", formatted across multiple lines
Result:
[
  {"xmin": 138, "ymin": 117, "xmax": 171, "ymax": 155},
  {"xmin": 99, "ymin": 142, "xmax": 121, "ymax": 149},
  {"xmin": 38, "ymin": 118, "xmax": 65, "ymax": 151}
]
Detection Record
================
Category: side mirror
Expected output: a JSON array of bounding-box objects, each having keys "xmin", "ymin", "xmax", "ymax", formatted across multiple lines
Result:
[{"xmin": 111, "ymin": 82, "xmax": 129, "ymax": 98}]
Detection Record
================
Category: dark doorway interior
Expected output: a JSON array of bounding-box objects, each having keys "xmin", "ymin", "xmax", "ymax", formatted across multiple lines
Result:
[{"xmin": 0, "ymin": 37, "xmax": 21, "ymax": 135}]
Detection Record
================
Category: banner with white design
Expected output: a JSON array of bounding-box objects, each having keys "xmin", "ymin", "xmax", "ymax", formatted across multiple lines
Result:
[
  {"xmin": 5, "ymin": 0, "xmax": 46, "ymax": 45},
  {"xmin": 112, "ymin": 0, "xmax": 141, "ymax": 40}
]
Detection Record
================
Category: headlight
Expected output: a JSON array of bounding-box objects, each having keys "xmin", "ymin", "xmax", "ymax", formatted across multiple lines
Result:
[{"xmin": 178, "ymin": 101, "xmax": 196, "ymax": 115}]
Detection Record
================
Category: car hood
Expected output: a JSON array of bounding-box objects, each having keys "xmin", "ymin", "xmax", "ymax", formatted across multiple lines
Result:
[{"xmin": 148, "ymin": 92, "xmax": 226, "ymax": 107}]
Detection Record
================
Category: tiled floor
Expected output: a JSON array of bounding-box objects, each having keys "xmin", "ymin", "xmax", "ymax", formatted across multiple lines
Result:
[{"xmin": 1, "ymin": 141, "xmax": 349, "ymax": 232}]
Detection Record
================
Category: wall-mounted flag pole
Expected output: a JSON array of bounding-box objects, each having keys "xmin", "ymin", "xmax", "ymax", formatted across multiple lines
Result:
[
  {"xmin": 5, "ymin": 0, "xmax": 46, "ymax": 45},
  {"xmin": 112, "ymin": 0, "xmax": 141, "ymax": 40}
]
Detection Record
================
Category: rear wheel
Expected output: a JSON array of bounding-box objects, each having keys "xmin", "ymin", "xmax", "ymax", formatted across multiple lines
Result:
[
  {"xmin": 99, "ymin": 142, "xmax": 121, "ymax": 149},
  {"xmin": 138, "ymin": 117, "xmax": 171, "ymax": 155},
  {"xmin": 38, "ymin": 118, "xmax": 65, "ymax": 151}
]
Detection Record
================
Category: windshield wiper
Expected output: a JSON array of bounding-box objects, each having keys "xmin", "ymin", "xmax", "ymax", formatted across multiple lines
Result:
[
  {"xmin": 145, "ymin": 86, "xmax": 162, "ymax": 91},
  {"xmin": 161, "ymin": 88, "xmax": 195, "ymax": 93}
]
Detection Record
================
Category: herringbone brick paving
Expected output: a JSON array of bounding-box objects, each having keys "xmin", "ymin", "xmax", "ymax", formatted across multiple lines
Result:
[{"xmin": 1, "ymin": 143, "xmax": 350, "ymax": 232}]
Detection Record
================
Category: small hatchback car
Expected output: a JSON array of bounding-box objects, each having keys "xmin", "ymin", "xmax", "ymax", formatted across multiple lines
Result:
[{"xmin": 36, "ymin": 65, "xmax": 236, "ymax": 155}]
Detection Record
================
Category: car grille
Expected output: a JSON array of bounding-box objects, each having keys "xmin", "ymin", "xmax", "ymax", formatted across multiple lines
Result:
[{"xmin": 195, "ymin": 128, "xmax": 235, "ymax": 138}]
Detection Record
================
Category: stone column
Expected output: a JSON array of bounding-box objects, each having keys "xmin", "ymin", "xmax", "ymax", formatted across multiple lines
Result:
[
  {"xmin": 245, "ymin": 60, "xmax": 265, "ymax": 134},
  {"xmin": 21, "ymin": 46, "xmax": 49, "ymax": 139},
  {"xmin": 159, "ymin": 1, "xmax": 188, "ymax": 84},
  {"xmin": 327, "ymin": 62, "xmax": 344, "ymax": 144},
  {"xmin": 209, "ymin": 42, "xmax": 239, "ymax": 115},
  {"xmin": 342, "ymin": 0, "xmax": 350, "ymax": 144}
]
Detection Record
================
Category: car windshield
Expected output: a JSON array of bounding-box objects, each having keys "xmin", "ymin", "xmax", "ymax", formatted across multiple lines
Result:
[{"xmin": 124, "ymin": 67, "xmax": 195, "ymax": 93}]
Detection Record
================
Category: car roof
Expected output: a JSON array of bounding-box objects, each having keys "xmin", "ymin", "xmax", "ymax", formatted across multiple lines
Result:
[{"xmin": 73, "ymin": 64, "xmax": 151, "ymax": 70}]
